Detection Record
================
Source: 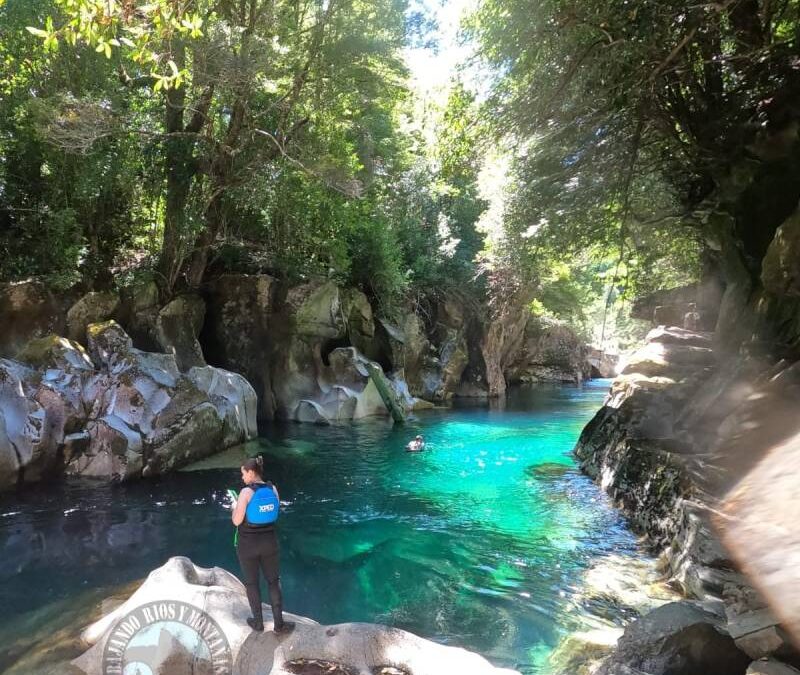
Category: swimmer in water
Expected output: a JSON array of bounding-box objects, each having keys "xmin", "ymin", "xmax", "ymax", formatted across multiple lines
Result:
[{"xmin": 406, "ymin": 435, "xmax": 425, "ymax": 452}]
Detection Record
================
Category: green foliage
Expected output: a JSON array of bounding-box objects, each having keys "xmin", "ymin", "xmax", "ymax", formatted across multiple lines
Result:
[{"xmin": 466, "ymin": 0, "xmax": 800, "ymax": 340}]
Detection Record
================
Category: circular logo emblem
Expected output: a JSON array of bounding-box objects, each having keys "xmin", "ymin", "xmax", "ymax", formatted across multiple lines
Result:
[{"xmin": 101, "ymin": 600, "xmax": 233, "ymax": 675}]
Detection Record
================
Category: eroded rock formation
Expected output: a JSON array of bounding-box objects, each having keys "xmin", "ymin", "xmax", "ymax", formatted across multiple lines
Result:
[{"xmin": 0, "ymin": 323, "xmax": 257, "ymax": 491}]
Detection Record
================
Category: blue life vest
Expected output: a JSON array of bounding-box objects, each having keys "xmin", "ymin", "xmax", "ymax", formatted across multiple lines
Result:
[{"xmin": 245, "ymin": 482, "xmax": 280, "ymax": 526}]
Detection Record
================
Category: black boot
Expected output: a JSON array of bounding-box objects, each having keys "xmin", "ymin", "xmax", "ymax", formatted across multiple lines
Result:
[
  {"xmin": 273, "ymin": 620, "xmax": 295, "ymax": 635},
  {"xmin": 247, "ymin": 617, "xmax": 264, "ymax": 632}
]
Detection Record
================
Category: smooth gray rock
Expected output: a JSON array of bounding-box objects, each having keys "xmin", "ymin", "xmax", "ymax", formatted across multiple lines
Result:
[
  {"xmin": 188, "ymin": 366, "xmax": 258, "ymax": 446},
  {"xmin": 0, "ymin": 360, "xmax": 52, "ymax": 490},
  {"xmin": 72, "ymin": 557, "xmax": 520, "ymax": 675}
]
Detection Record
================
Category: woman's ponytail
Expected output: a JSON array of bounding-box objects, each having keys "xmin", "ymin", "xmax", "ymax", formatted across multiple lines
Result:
[{"xmin": 242, "ymin": 455, "xmax": 264, "ymax": 478}]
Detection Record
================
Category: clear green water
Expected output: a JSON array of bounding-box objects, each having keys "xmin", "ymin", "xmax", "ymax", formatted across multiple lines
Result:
[{"xmin": 0, "ymin": 381, "xmax": 640, "ymax": 673}]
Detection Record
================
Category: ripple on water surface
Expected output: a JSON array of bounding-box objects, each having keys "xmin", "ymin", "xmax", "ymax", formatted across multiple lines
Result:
[{"xmin": 0, "ymin": 381, "xmax": 643, "ymax": 674}]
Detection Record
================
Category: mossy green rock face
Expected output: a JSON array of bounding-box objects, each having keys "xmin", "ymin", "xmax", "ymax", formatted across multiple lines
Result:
[
  {"xmin": 762, "ymin": 207, "xmax": 800, "ymax": 298},
  {"xmin": 66, "ymin": 292, "xmax": 119, "ymax": 345},
  {"xmin": 290, "ymin": 281, "xmax": 344, "ymax": 338},
  {"xmin": 342, "ymin": 288, "xmax": 375, "ymax": 345},
  {"xmin": 156, "ymin": 294, "xmax": 207, "ymax": 372},
  {"xmin": 17, "ymin": 335, "xmax": 93, "ymax": 372}
]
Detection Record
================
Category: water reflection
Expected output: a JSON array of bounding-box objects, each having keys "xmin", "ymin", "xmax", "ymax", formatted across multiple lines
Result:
[{"xmin": 0, "ymin": 381, "xmax": 640, "ymax": 674}]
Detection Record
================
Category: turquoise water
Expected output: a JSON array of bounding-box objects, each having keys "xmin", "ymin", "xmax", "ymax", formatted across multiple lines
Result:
[{"xmin": 0, "ymin": 381, "xmax": 639, "ymax": 673}]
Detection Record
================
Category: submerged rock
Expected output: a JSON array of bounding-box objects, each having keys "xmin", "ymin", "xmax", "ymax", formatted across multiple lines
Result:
[{"xmin": 71, "ymin": 557, "xmax": 520, "ymax": 675}]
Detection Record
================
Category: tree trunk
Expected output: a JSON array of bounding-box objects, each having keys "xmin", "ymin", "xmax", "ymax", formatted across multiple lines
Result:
[{"xmin": 158, "ymin": 42, "xmax": 194, "ymax": 296}]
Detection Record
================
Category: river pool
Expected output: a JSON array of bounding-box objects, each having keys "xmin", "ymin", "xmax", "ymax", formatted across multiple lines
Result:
[{"xmin": 0, "ymin": 381, "xmax": 644, "ymax": 673}]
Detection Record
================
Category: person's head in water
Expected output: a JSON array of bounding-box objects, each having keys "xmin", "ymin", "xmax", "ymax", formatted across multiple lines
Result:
[{"xmin": 241, "ymin": 456, "xmax": 264, "ymax": 484}]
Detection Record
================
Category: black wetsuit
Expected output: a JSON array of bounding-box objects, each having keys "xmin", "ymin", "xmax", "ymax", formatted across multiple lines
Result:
[{"xmin": 236, "ymin": 481, "xmax": 286, "ymax": 628}]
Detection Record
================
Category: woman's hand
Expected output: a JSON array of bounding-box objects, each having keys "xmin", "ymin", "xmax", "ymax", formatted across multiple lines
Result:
[{"xmin": 231, "ymin": 487, "xmax": 252, "ymax": 526}]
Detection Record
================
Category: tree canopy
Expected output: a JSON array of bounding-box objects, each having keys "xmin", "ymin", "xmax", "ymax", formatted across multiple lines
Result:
[
  {"xmin": 466, "ymin": 0, "xmax": 800, "ymax": 339},
  {"xmin": 4, "ymin": 0, "xmax": 794, "ymax": 345},
  {"xmin": 0, "ymin": 0, "xmax": 488, "ymax": 312}
]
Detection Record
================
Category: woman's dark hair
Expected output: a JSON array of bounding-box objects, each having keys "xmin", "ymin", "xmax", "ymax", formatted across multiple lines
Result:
[{"xmin": 242, "ymin": 455, "xmax": 264, "ymax": 477}]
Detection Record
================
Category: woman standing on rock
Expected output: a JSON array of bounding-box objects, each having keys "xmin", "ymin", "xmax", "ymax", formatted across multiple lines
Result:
[{"xmin": 231, "ymin": 456, "xmax": 295, "ymax": 634}]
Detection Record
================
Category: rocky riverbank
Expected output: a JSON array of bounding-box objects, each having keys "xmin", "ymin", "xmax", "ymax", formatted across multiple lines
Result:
[
  {"xmin": 0, "ymin": 276, "xmax": 617, "ymax": 491},
  {"xmin": 572, "ymin": 325, "xmax": 800, "ymax": 675},
  {"xmin": 67, "ymin": 556, "xmax": 519, "ymax": 675}
]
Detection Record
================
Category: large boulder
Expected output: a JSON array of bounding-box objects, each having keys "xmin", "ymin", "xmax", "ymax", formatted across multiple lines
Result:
[
  {"xmin": 72, "ymin": 557, "xmax": 519, "ymax": 675},
  {"xmin": 188, "ymin": 366, "xmax": 258, "ymax": 447},
  {"xmin": 17, "ymin": 335, "xmax": 95, "ymax": 432},
  {"xmin": 17, "ymin": 334, "xmax": 94, "ymax": 374},
  {"xmin": 596, "ymin": 602, "xmax": 750, "ymax": 675},
  {"xmin": 288, "ymin": 280, "xmax": 344, "ymax": 338},
  {"xmin": 0, "ymin": 336, "xmax": 99, "ymax": 490},
  {"xmin": 508, "ymin": 318, "xmax": 590, "ymax": 385},
  {"xmin": 66, "ymin": 291, "xmax": 119, "ymax": 345},
  {"xmin": 620, "ymin": 340, "xmax": 714, "ymax": 378},
  {"xmin": 0, "ymin": 280, "xmax": 71, "ymax": 358},
  {"xmin": 762, "ymin": 207, "xmax": 800, "ymax": 298},
  {"xmin": 68, "ymin": 321, "xmax": 238, "ymax": 480},
  {"xmin": 0, "ymin": 321, "xmax": 261, "ymax": 486},
  {"xmin": 0, "ymin": 361, "xmax": 50, "ymax": 490},
  {"xmin": 68, "ymin": 414, "xmax": 144, "ymax": 480},
  {"xmin": 116, "ymin": 280, "xmax": 162, "ymax": 351},
  {"xmin": 155, "ymin": 293, "xmax": 207, "ymax": 371}
]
